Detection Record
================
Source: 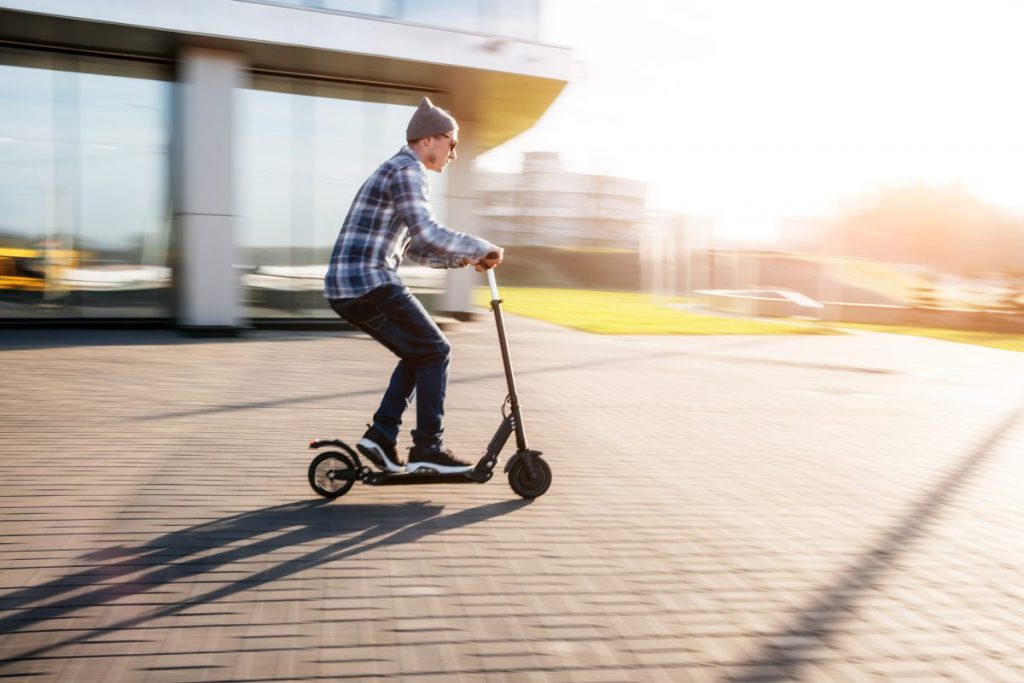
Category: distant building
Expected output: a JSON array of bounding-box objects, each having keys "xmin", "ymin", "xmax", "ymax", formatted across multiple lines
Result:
[{"xmin": 476, "ymin": 152, "xmax": 646, "ymax": 248}]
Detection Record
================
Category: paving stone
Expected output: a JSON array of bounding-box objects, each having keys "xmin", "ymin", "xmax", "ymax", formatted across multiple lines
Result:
[{"xmin": 2, "ymin": 321, "xmax": 1023, "ymax": 682}]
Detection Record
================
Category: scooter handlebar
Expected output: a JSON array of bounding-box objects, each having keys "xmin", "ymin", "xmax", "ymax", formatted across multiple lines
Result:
[
  {"xmin": 486, "ymin": 267, "xmax": 499, "ymax": 301},
  {"xmin": 477, "ymin": 251, "xmax": 500, "ymax": 300}
]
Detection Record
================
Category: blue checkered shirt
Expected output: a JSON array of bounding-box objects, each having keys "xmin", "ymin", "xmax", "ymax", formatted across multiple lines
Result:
[{"xmin": 324, "ymin": 146, "xmax": 497, "ymax": 299}]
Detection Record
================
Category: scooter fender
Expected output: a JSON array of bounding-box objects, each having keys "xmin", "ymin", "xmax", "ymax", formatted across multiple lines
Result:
[
  {"xmin": 503, "ymin": 449, "xmax": 544, "ymax": 474},
  {"xmin": 308, "ymin": 438, "xmax": 350, "ymax": 450}
]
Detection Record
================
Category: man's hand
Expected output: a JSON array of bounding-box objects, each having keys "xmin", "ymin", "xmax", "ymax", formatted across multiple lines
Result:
[{"xmin": 474, "ymin": 248, "xmax": 504, "ymax": 272}]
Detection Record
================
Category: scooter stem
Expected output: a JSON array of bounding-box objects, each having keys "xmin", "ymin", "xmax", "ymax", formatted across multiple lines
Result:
[{"xmin": 486, "ymin": 269, "xmax": 529, "ymax": 452}]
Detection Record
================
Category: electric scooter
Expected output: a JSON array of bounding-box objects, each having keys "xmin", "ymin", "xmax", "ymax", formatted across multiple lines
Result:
[{"xmin": 306, "ymin": 263, "xmax": 552, "ymax": 500}]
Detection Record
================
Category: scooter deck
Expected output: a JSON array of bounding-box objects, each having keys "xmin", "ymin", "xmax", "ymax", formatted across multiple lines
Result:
[{"xmin": 365, "ymin": 468, "xmax": 493, "ymax": 486}]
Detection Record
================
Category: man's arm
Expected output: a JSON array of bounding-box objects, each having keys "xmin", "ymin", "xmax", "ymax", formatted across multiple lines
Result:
[
  {"xmin": 390, "ymin": 164, "xmax": 497, "ymax": 262},
  {"xmin": 405, "ymin": 239, "xmax": 468, "ymax": 269}
]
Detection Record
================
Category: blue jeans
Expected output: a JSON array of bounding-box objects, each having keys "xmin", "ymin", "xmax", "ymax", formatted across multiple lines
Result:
[{"xmin": 329, "ymin": 284, "xmax": 451, "ymax": 451}]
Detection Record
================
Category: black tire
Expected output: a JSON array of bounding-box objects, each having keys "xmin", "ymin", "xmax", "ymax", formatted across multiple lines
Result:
[
  {"xmin": 507, "ymin": 456, "xmax": 552, "ymax": 499},
  {"xmin": 308, "ymin": 450, "xmax": 357, "ymax": 499}
]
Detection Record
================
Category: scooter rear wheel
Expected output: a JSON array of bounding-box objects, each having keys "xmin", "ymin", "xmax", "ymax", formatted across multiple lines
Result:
[
  {"xmin": 508, "ymin": 456, "xmax": 552, "ymax": 499},
  {"xmin": 308, "ymin": 450, "xmax": 357, "ymax": 499}
]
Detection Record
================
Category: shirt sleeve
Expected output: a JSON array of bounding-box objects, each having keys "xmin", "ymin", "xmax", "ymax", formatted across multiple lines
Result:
[
  {"xmin": 405, "ymin": 239, "xmax": 464, "ymax": 269},
  {"xmin": 390, "ymin": 163, "xmax": 497, "ymax": 262}
]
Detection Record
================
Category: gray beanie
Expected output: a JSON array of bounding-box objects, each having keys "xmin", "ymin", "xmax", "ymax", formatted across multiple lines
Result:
[{"xmin": 406, "ymin": 97, "xmax": 457, "ymax": 141}]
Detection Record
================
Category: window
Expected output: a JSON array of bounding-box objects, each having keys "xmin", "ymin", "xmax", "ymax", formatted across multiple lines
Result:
[
  {"xmin": 237, "ymin": 75, "xmax": 449, "ymax": 317},
  {"xmin": 0, "ymin": 47, "xmax": 172, "ymax": 319},
  {"xmin": 239, "ymin": 0, "xmax": 539, "ymax": 40}
]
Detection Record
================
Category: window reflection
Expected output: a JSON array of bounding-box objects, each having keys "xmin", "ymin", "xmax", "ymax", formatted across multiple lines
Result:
[
  {"xmin": 318, "ymin": 0, "xmax": 397, "ymax": 15},
  {"xmin": 237, "ymin": 76, "xmax": 449, "ymax": 318},
  {"xmin": 0, "ymin": 48, "xmax": 172, "ymax": 319},
  {"xmin": 241, "ymin": 0, "xmax": 539, "ymax": 40},
  {"xmin": 402, "ymin": 0, "xmax": 479, "ymax": 33}
]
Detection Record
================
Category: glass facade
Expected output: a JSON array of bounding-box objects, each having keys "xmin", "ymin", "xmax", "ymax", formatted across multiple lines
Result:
[
  {"xmin": 237, "ymin": 75, "xmax": 449, "ymax": 318},
  {"xmin": 243, "ymin": 0, "xmax": 540, "ymax": 40},
  {"xmin": 0, "ymin": 47, "xmax": 172, "ymax": 319}
]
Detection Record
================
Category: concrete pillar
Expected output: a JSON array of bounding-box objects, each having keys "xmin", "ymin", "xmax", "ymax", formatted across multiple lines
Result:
[
  {"xmin": 175, "ymin": 47, "xmax": 244, "ymax": 331},
  {"xmin": 442, "ymin": 117, "xmax": 484, "ymax": 317}
]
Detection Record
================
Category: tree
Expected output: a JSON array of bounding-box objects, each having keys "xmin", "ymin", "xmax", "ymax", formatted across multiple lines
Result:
[
  {"xmin": 831, "ymin": 184, "xmax": 1024, "ymax": 273},
  {"xmin": 1001, "ymin": 270, "xmax": 1024, "ymax": 315}
]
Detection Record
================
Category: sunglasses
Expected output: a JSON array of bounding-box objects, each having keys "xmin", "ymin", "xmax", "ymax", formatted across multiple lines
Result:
[{"xmin": 440, "ymin": 132, "xmax": 458, "ymax": 151}]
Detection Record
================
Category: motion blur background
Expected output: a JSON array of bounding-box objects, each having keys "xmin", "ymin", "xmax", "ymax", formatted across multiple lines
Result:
[{"xmin": 1, "ymin": 0, "xmax": 1023, "ymax": 334}]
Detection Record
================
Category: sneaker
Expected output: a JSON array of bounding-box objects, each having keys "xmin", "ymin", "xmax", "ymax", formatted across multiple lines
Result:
[
  {"xmin": 406, "ymin": 446, "xmax": 473, "ymax": 474},
  {"xmin": 357, "ymin": 425, "xmax": 403, "ymax": 473}
]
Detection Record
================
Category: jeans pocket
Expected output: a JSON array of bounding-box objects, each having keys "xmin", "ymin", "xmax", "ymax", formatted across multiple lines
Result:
[{"xmin": 330, "ymin": 294, "xmax": 388, "ymax": 332}]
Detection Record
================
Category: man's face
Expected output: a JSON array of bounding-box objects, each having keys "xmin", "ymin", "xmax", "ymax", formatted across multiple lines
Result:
[{"xmin": 424, "ymin": 131, "xmax": 458, "ymax": 173}]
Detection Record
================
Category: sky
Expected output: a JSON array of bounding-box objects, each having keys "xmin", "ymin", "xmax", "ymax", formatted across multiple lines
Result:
[{"xmin": 476, "ymin": 0, "xmax": 1024, "ymax": 242}]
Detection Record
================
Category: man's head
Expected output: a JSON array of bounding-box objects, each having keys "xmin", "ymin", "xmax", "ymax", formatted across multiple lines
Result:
[{"xmin": 406, "ymin": 97, "xmax": 458, "ymax": 173}]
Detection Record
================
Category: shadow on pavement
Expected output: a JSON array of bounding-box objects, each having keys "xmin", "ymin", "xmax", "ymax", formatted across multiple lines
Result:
[
  {"xmin": 133, "ymin": 337, "xmax": 776, "ymax": 422},
  {"xmin": 0, "ymin": 328, "xmax": 354, "ymax": 352},
  {"xmin": 0, "ymin": 497, "xmax": 530, "ymax": 669},
  {"xmin": 729, "ymin": 399, "xmax": 1024, "ymax": 682}
]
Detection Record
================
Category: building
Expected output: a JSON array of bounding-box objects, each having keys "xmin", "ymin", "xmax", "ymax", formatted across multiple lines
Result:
[
  {"xmin": 476, "ymin": 151, "xmax": 646, "ymax": 248},
  {"xmin": 0, "ymin": 0, "xmax": 570, "ymax": 330}
]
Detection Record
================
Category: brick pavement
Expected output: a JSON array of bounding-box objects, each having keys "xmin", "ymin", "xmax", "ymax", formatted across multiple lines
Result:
[{"xmin": 1, "ymin": 315, "xmax": 1023, "ymax": 682}]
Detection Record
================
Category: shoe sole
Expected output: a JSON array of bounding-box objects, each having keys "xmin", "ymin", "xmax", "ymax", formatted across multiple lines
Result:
[
  {"xmin": 357, "ymin": 439, "xmax": 404, "ymax": 473},
  {"xmin": 406, "ymin": 462, "xmax": 473, "ymax": 475}
]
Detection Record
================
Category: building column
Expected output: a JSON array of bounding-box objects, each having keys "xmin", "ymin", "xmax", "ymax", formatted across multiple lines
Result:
[
  {"xmin": 442, "ymin": 117, "xmax": 483, "ymax": 317},
  {"xmin": 175, "ymin": 47, "xmax": 244, "ymax": 331}
]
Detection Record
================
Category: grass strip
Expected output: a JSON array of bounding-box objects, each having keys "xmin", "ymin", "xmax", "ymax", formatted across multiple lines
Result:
[{"xmin": 474, "ymin": 287, "xmax": 836, "ymax": 336}]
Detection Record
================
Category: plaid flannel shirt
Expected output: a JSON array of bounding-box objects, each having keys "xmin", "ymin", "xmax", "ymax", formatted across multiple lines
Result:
[{"xmin": 324, "ymin": 146, "xmax": 497, "ymax": 299}]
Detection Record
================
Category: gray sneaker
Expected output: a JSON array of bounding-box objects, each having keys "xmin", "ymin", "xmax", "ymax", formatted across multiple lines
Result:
[{"xmin": 406, "ymin": 447, "xmax": 473, "ymax": 474}]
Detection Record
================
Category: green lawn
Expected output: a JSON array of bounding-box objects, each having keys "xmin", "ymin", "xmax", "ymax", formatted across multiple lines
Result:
[
  {"xmin": 474, "ymin": 287, "xmax": 836, "ymax": 336},
  {"xmin": 835, "ymin": 322, "xmax": 1024, "ymax": 352},
  {"xmin": 470, "ymin": 286, "xmax": 1024, "ymax": 350}
]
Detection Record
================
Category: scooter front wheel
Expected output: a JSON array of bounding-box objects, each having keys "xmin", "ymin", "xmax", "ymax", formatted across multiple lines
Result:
[
  {"xmin": 507, "ymin": 456, "xmax": 552, "ymax": 499},
  {"xmin": 308, "ymin": 450, "xmax": 357, "ymax": 499}
]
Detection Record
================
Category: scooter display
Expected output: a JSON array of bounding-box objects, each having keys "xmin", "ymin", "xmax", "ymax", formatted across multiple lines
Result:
[{"xmin": 306, "ymin": 265, "xmax": 552, "ymax": 500}]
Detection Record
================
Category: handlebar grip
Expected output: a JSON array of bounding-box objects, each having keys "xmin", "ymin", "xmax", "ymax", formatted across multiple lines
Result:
[{"xmin": 479, "ymin": 251, "xmax": 500, "ymax": 270}]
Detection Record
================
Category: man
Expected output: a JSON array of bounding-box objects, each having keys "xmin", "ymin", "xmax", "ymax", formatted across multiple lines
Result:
[{"xmin": 325, "ymin": 97, "xmax": 503, "ymax": 475}]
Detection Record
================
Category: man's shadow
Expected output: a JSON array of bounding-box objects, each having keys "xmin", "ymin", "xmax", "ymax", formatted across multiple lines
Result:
[{"xmin": 0, "ymin": 496, "xmax": 530, "ymax": 667}]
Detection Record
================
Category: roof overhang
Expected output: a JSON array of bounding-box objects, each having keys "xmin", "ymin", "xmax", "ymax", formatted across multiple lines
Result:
[{"xmin": 0, "ymin": 1, "xmax": 570, "ymax": 152}]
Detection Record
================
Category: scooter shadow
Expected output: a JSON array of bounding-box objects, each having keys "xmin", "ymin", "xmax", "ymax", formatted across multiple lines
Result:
[{"xmin": 0, "ymin": 497, "xmax": 532, "ymax": 668}]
